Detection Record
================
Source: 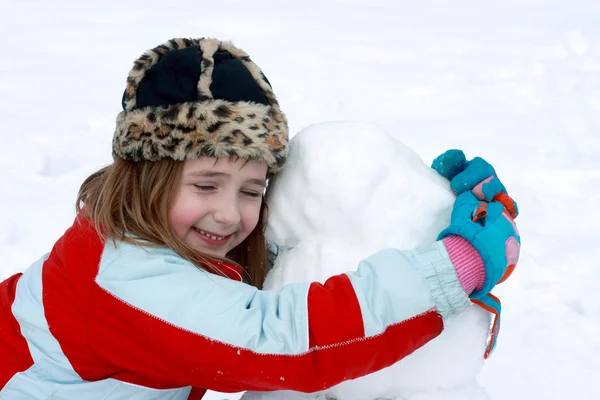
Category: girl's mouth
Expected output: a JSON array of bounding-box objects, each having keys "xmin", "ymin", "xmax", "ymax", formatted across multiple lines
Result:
[{"xmin": 193, "ymin": 227, "xmax": 232, "ymax": 246}]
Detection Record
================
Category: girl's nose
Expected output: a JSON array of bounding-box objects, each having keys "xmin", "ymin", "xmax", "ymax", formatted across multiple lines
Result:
[{"xmin": 213, "ymin": 198, "xmax": 241, "ymax": 227}]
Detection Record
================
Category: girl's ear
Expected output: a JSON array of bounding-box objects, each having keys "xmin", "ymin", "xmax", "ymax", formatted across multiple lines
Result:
[{"xmin": 261, "ymin": 199, "xmax": 269, "ymax": 225}]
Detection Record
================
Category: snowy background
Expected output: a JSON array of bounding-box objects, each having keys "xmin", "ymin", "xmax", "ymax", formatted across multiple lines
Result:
[{"xmin": 1, "ymin": 0, "xmax": 598, "ymax": 399}]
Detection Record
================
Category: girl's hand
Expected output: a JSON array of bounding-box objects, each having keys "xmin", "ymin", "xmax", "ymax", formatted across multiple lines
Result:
[
  {"xmin": 432, "ymin": 150, "xmax": 518, "ymax": 219},
  {"xmin": 438, "ymin": 191, "xmax": 520, "ymax": 299}
]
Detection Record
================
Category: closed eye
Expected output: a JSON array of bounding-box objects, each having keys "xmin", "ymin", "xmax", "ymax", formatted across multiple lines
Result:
[
  {"xmin": 195, "ymin": 184, "xmax": 216, "ymax": 192},
  {"xmin": 242, "ymin": 191, "xmax": 261, "ymax": 198}
]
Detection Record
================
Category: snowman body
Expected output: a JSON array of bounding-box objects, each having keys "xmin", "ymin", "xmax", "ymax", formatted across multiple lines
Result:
[{"xmin": 242, "ymin": 122, "xmax": 490, "ymax": 400}]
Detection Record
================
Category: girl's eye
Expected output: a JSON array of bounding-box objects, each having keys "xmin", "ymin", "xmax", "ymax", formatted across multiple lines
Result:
[
  {"xmin": 242, "ymin": 191, "xmax": 261, "ymax": 198},
  {"xmin": 195, "ymin": 185, "xmax": 216, "ymax": 192}
]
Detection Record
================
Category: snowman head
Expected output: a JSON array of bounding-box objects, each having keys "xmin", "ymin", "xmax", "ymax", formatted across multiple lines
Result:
[{"xmin": 265, "ymin": 121, "xmax": 455, "ymax": 251}]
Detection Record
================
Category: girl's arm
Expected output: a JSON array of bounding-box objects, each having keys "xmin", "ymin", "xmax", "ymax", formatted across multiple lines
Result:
[{"xmin": 86, "ymin": 240, "xmax": 469, "ymax": 393}]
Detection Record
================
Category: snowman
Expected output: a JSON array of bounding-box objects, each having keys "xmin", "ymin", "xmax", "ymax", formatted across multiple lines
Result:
[{"xmin": 241, "ymin": 121, "xmax": 492, "ymax": 400}]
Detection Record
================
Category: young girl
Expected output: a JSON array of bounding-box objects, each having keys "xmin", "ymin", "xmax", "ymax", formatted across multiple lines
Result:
[{"xmin": 0, "ymin": 37, "xmax": 520, "ymax": 399}]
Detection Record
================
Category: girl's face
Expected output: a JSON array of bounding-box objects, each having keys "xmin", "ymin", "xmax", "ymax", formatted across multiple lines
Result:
[{"xmin": 169, "ymin": 157, "xmax": 268, "ymax": 258}]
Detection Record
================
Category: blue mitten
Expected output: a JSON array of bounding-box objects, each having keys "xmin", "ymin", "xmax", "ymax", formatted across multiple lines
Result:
[
  {"xmin": 432, "ymin": 150, "xmax": 518, "ymax": 219},
  {"xmin": 434, "ymin": 150, "xmax": 519, "ymax": 358},
  {"xmin": 438, "ymin": 191, "xmax": 521, "ymax": 299},
  {"xmin": 431, "ymin": 149, "xmax": 467, "ymax": 181}
]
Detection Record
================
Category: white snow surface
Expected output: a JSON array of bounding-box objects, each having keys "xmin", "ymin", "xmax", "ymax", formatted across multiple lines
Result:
[
  {"xmin": 242, "ymin": 121, "xmax": 491, "ymax": 400},
  {"xmin": 1, "ymin": 0, "xmax": 599, "ymax": 399}
]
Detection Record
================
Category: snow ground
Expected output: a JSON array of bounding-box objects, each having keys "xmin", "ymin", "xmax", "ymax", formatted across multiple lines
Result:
[{"xmin": 1, "ymin": 0, "xmax": 598, "ymax": 399}]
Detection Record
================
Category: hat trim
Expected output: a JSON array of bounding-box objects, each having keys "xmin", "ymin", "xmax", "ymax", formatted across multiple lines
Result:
[{"xmin": 112, "ymin": 99, "xmax": 288, "ymax": 173}]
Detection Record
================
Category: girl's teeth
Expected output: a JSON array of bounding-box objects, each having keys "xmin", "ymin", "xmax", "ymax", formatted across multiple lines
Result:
[{"xmin": 199, "ymin": 229, "xmax": 224, "ymax": 240}]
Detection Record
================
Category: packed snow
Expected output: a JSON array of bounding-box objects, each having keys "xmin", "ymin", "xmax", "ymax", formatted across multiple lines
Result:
[
  {"xmin": 241, "ymin": 121, "xmax": 491, "ymax": 400},
  {"xmin": 1, "ymin": 0, "xmax": 599, "ymax": 399}
]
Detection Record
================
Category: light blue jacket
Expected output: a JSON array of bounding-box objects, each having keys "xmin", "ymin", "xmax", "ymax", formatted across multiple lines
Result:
[{"xmin": 0, "ymin": 217, "xmax": 469, "ymax": 399}]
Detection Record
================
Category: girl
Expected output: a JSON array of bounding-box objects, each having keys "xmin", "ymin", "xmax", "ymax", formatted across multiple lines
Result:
[{"xmin": 0, "ymin": 37, "xmax": 520, "ymax": 399}]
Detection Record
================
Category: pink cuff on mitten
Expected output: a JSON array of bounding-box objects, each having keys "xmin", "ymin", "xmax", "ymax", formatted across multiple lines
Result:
[{"xmin": 443, "ymin": 235, "xmax": 485, "ymax": 295}]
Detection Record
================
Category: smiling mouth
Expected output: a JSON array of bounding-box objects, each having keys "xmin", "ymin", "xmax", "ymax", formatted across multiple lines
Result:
[{"xmin": 193, "ymin": 227, "xmax": 232, "ymax": 241}]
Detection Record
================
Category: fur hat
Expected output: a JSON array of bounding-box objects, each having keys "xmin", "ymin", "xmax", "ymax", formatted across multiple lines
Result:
[{"xmin": 112, "ymin": 38, "xmax": 289, "ymax": 174}]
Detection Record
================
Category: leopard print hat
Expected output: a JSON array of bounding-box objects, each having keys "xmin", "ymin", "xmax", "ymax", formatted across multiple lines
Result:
[{"xmin": 113, "ymin": 38, "xmax": 289, "ymax": 175}]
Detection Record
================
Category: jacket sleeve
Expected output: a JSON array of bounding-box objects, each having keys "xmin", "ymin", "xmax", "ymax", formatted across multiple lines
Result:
[{"xmin": 86, "ymin": 240, "xmax": 469, "ymax": 394}]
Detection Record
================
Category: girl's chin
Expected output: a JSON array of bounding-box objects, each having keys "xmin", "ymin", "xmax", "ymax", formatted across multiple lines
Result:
[{"xmin": 191, "ymin": 245, "xmax": 228, "ymax": 258}]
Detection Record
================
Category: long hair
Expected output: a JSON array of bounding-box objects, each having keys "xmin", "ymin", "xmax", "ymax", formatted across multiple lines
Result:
[{"xmin": 75, "ymin": 158, "xmax": 269, "ymax": 289}]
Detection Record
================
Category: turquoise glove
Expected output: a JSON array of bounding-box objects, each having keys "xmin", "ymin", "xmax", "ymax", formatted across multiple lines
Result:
[
  {"xmin": 433, "ymin": 150, "xmax": 519, "ymax": 358},
  {"xmin": 432, "ymin": 150, "xmax": 518, "ymax": 218},
  {"xmin": 431, "ymin": 149, "xmax": 467, "ymax": 182},
  {"xmin": 438, "ymin": 191, "xmax": 521, "ymax": 299}
]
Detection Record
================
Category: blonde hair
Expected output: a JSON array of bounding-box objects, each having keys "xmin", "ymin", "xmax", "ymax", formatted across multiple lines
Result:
[{"xmin": 76, "ymin": 158, "xmax": 269, "ymax": 289}]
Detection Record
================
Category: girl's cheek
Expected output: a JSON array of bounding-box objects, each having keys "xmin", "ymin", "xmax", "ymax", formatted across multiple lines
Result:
[{"xmin": 246, "ymin": 202, "xmax": 262, "ymax": 228}]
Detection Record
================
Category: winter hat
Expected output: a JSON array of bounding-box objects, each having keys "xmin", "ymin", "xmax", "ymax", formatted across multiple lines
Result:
[{"xmin": 112, "ymin": 38, "xmax": 289, "ymax": 174}]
